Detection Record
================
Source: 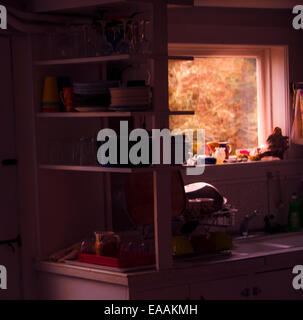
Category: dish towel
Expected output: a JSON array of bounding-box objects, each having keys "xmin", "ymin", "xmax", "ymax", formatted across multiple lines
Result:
[{"xmin": 291, "ymin": 89, "xmax": 303, "ymax": 145}]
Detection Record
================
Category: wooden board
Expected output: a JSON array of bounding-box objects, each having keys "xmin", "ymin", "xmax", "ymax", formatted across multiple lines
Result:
[{"xmin": 125, "ymin": 171, "xmax": 186, "ymax": 226}]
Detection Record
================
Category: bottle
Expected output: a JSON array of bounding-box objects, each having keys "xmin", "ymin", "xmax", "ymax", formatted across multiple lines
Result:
[
  {"xmin": 214, "ymin": 147, "xmax": 226, "ymax": 164},
  {"xmin": 288, "ymin": 193, "xmax": 301, "ymax": 232},
  {"xmin": 300, "ymin": 173, "xmax": 303, "ymax": 227},
  {"xmin": 94, "ymin": 231, "xmax": 103, "ymax": 256}
]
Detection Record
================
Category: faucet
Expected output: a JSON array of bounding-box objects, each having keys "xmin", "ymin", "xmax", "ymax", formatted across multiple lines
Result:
[{"xmin": 240, "ymin": 210, "xmax": 260, "ymax": 237}]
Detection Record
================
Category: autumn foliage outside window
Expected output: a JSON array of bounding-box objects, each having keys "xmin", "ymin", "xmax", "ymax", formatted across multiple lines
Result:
[{"xmin": 169, "ymin": 57, "xmax": 259, "ymax": 154}]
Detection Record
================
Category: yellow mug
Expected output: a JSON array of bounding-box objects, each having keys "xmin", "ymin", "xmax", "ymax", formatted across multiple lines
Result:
[{"xmin": 42, "ymin": 76, "xmax": 60, "ymax": 112}]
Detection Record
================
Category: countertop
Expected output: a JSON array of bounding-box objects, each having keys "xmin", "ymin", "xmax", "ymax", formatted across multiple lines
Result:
[{"xmin": 36, "ymin": 231, "xmax": 303, "ymax": 287}]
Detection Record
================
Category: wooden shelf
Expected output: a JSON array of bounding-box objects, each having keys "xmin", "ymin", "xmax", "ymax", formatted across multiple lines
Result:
[
  {"xmin": 37, "ymin": 111, "xmax": 134, "ymax": 118},
  {"xmin": 38, "ymin": 164, "xmax": 187, "ymax": 173},
  {"xmin": 37, "ymin": 110, "xmax": 194, "ymax": 118},
  {"xmin": 34, "ymin": 54, "xmax": 132, "ymax": 66},
  {"xmin": 34, "ymin": 54, "xmax": 195, "ymax": 66},
  {"xmin": 30, "ymin": 0, "xmax": 151, "ymax": 14},
  {"xmin": 38, "ymin": 164, "xmax": 155, "ymax": 173}
]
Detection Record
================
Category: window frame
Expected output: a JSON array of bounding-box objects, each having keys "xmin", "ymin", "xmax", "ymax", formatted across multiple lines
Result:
[{"xmin": 168, "ymin": 43, "xmax": 290, "ymax": 147}]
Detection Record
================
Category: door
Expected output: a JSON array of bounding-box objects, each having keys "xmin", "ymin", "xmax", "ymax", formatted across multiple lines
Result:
[{"xmin": 0, "ymin": 35, "xmax": 22, "ymax": 299}]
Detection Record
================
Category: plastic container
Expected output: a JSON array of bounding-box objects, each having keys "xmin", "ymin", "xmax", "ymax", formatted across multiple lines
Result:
[
  {"xmin": 78, "ymin": 252, "xmax": 155, "ymax": 268},
  {"xmin": 288, "ymin": 193, "xmax": 301, "ymax": 232}
]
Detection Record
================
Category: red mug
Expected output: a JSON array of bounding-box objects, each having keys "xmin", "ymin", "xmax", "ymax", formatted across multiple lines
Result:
[{"xmin": 60, "ymin": 87, "xmax": 75, "ymax": 112}]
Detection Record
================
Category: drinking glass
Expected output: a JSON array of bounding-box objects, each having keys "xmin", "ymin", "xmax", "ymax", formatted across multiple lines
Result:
[
  {"xmin": 84, "ymin": 24, "xmax": 102, "ymax": 57},
  {"xmin": 139, "ymin": 19, "xmax": 151, "ymax": 54},
  {"xmin": 100, "ymin": 20, "xmax": 114, "ymax": 56}
]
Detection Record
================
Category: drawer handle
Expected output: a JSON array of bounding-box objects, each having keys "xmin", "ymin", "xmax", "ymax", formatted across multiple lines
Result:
[{"xmin": 241, "ymin": 288, "xmax": 250, "ymax": 297}]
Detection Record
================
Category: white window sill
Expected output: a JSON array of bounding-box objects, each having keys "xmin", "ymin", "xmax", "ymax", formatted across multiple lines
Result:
[{"xmin": 182, "ymin": 158, "xmax": 303, "ymax": 184}]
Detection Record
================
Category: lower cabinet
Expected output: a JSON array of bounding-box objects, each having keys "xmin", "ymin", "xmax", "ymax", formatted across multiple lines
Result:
[
  {"xmin": 251, "ymin": 269, "xmax": 303, "ymax": 300},
  {"xmin": 189, "ymin": 269, "xmax": 303, "ymax": 300},
  {"xmin": 133, "ymin": 285, "xmax": 190, "ymax": 300},
  {"xmin": 190, "ymin": 275, "xmax": 249, "ymax": 300}
]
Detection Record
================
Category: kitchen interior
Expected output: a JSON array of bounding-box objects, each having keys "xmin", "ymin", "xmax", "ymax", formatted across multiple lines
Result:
[{"xmin": 1, "ymin": 0, "xmax": 303, "ymax": 300}]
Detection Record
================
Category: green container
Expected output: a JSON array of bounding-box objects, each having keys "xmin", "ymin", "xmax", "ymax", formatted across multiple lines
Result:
[{"xmin": 288, "ymin": 193, "xmax": 301, "ymax": 232}]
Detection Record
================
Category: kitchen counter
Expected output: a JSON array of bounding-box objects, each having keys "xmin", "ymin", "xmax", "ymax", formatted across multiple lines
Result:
[{"xmin": 36, "ymin": 232, "xmax": 303, "ymax": 299}]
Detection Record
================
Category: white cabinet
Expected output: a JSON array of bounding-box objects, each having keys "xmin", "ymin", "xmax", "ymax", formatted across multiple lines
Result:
[
  {"xmin": 251, "ymin": 269, "xmax": 303, "ymax": 300},
  {"xmin": 133, "ymin": 285, "xmax": 190, "ymax": 300},
  {"xmin": 190, "ymin": 276, "xmax": 249, "ymax": 300}
]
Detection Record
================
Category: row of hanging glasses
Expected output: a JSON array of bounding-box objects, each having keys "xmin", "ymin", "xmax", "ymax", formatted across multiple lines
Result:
[{"xmin": 34, "ymin": 14, "xmax": 151, "ymax": 61}]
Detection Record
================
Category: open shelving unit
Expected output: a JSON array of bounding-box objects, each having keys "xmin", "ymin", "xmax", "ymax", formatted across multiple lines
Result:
[{"xmin": 15, "ymin": 0, "xmax": 181, "ymax": 280}]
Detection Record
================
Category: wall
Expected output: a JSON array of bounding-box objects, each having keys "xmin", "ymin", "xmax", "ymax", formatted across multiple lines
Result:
[
  {"xmin": 168, "ymin": 6, "xmax": 303, "ymax": 158},
  {"xmin": 168, "ymin": 7, "xmax": 303, "ymax": 231}
]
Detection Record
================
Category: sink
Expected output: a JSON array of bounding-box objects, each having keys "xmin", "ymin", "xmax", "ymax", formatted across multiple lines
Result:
[
  {"xmin": 232, "ymin": 231, "xmax": 303, "ymax": 255},
  {"xmin": 260, "ymin": 234, "xmax": 303, "ymax": 247},
  {"xmin": 233, "ymin": 242, "xmax": 291, "ymax": 254},
  {"xmin": 232, "ymin": 232, "xmax": 266, "ymax": 241}
]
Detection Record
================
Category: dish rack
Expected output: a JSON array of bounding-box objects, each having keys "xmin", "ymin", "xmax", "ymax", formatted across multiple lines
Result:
[
  {"xmin": 200, "ymin": 205, "xmax": 237, "ymax": 228},
  {"xmin": 184, "ymin": 200, "xmax": 237, "ymax": 231}
]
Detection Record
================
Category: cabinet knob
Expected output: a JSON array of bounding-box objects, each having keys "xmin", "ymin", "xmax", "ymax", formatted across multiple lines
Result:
[
  {"xmin": 252, "ymin": 287, "xmax": 262, "ymax": 296},
  {"xmin": 241, "ymin": 288, "xmax": 250, "ymax": 297}
]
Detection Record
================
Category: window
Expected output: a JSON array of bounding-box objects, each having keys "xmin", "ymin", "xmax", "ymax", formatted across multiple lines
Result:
[{"xmin": 168, "ymin": 44, "xmax": 290, "ymax": 155}]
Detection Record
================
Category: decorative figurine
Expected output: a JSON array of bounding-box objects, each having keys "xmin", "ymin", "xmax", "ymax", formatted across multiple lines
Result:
[{"xmin": 258, "ymin": 127, "xmax": 289, "ymax": 160}]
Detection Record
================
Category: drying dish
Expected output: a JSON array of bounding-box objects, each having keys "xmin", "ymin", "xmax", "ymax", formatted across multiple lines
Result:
[
  {"xmin": 73, "ymin": 80, "xmax": 120, "ymax": 109},
  {"xmin": 109, "ymin": 86, "xmax": 152, "ymax": 111}
]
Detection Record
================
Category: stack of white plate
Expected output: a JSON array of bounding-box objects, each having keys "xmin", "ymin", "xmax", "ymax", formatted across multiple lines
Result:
[{"xmin": 109, "ymin": 87, "xmax": 151, "ymax": 111}]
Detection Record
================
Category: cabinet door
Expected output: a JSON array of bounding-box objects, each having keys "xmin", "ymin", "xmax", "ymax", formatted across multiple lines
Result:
[
  {"xmin": 133, "ymin": 285, "xmax": 190, "ymax": 300},
  {"xmin": 252, "ymin": 269, "xmax": 303, "ymax": 300},
  {"xmin": 190, "ymin": 276, "xmax": 249, "ymax": 300},
  {"xmin": 0, "ymin": 35, "xmax": 22, "ymax": 299}
]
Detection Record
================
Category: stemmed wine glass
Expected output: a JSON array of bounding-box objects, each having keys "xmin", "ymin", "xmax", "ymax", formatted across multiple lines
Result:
[
  {"xmin": 139, "ymin": 19, "xmax": 151, "ymax": 55},
  {"xmin": 116, "ymin": 18, "xmax": 131, "ymax": 54},
  {"xmin": 99, "ymin": 19, "xmax": 114, "ymax": 56}
]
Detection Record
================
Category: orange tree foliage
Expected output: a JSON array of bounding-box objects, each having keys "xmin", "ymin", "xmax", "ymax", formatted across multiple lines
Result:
[{"xmin": 169, "ymin": 57, "xmax": 258, "ymax": 153}]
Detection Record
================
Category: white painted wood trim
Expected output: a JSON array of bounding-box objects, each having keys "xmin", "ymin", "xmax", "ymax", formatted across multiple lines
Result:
[{"xmin": 168, "ymin": 43, "xmax": 290, "ymax": 146}]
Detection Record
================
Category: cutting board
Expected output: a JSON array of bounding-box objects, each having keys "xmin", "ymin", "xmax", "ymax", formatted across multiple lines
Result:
[{"xmin": 125, "ymin": 171, "xmax": 186, "ymax": 226}]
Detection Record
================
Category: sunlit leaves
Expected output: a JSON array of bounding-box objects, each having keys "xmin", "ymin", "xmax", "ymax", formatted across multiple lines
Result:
[{"xmin": 169, "ymin": 57, "xmax": 258, "ymax": 152}]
